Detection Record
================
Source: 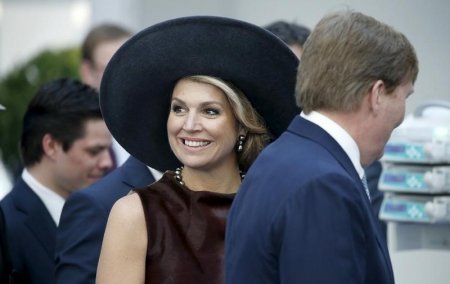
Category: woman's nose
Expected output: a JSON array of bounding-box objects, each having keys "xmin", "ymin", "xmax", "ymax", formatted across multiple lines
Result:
[{"xmin": 182, "ymin": 112, "xmax": 202, "ymax": 131}]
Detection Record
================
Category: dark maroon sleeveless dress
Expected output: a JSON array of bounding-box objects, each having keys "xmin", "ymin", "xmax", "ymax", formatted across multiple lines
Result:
[{"xmin": 134, "ymin": 172, "xmax": 235, "ymax": 284}]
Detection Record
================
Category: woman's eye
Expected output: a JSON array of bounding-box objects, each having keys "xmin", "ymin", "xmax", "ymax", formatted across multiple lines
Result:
[
  {"xmin": 171, "ymin": 104, "xmax": 185, "ymax": 114},
  {"xmin": 204, "ymin": 108, "xmax": 220, "ymax": 116}
]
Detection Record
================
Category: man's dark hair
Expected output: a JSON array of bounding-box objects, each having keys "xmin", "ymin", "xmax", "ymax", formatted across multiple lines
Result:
[
  {"xmin": 81, "ymin": 23, "xmax": 132, "ymax": 63},
  {"xmin": 20, "ymin": 78, "xmax": 103, "ymax": 166},
  {"xmin": 264, "ymin": 20, "xmax": 311, "ymax": 47}
]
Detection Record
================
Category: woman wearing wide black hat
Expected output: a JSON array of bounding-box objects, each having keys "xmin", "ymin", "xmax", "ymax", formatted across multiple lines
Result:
[{"xmin": 96, "ymin": 16, "xmax": 299, "ymax": 283}]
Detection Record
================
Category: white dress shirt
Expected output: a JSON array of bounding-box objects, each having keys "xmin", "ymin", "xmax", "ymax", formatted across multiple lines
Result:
[
  {"xmin": 148, "ymin": 166, "xmax": 163, "ymax": 181},
  {"xmin": 22, "ymin": 169, "xmax": 65, "ymax": 225}
]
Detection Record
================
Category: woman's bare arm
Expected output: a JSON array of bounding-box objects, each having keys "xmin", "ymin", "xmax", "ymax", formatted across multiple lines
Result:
[{"xmin": 96, "ymin": 193, "xmax": 147, "ymax": 284}]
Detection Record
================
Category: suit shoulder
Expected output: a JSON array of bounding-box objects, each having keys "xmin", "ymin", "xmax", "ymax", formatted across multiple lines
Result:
[
  {"xmin": 70, "ymin": 172, "xmax": 132, "ymax": 209},
  {"xmin": 1, "ymin": 187, "xmax": 22, "ymax": 213}
]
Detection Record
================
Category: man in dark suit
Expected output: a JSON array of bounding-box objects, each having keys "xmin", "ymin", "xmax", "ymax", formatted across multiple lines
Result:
[
  {"xmin": 55, "ymin": 155, "xmax": 158, "ymax": 284},
  {"xmin": 54, "ymin": 23, "xmax": 158, "ymax": 284},
  {"xmin": 1, "ymin": 79, "xmax": 113, "ymax": 283},
  {"xmin": 226, "ymin": 11, "xmax": 418, "ymax": 284},
  {"xmin": 264, "ymin": 20, "xmax": 386, "ymax": 233}
]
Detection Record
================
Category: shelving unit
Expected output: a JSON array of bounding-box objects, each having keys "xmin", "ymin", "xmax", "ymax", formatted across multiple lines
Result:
[{"xmin": 379, "ymin": 101, "xmax": 450, "ymax": 284}]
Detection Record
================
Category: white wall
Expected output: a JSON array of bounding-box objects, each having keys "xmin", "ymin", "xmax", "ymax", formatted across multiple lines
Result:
[
  {"xmin": 139, "ymin": 0, "xmax": 234, "ymax": 26},
  {"xmin": 90, "ymin": 0, "xmax": 140, "ymax": 31},
  {"xmin": 0, "ymin": 0, "xmax": 91, "ymax": 75}
]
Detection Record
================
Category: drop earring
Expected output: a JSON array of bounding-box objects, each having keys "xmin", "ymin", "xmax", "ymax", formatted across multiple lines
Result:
[{"xmin": 237, "ymin": 135, "xmax": 245, "ymax": 152}]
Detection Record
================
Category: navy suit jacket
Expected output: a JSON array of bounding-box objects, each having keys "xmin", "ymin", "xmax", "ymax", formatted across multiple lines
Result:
[
  {"xmin": 55, "ymin": 156, "xmax": 155, "ymax": 284},
  {"xmin": 226, "ymin": 116, "xmax": 394, "ymax": 284},
  {"xmin": 1, "ymin": 177, "xmax": 57, "ymax": 284}
]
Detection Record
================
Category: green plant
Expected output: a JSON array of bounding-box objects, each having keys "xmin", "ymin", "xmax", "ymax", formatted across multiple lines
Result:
[{"xmin": 0, "ymin": 47, "xmax": 80, "ymax": 179}]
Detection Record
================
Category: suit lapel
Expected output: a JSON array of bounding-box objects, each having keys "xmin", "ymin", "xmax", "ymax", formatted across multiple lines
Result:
[
  {"xmin": 13, "ymin": 179, "xmax": 57, "ymax": 259},
  {"xmin": 24, "ymin": 211, "xmax": 56, "ymax": 258}
]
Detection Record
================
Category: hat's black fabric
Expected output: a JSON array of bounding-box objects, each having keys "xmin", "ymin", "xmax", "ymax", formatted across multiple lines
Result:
[{"xmin": 100, "ymin": 16, "xmax": 299, "ymax": 172}]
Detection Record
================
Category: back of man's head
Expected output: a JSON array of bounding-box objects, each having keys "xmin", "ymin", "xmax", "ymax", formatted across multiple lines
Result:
[
  {"xmin": 21, "ymin": 79, "xmax": 102, "ymax": 167},
  {"xmin": 80, "ymin": 23, "xmax": 132, "ymax": 89},
  {"xmin": 81, "ymin": 23, "xmax": 132, "ymax": 63},
  {"xmin": 296, "ymin": 11, "xmax": 418, "ymax": 113}
]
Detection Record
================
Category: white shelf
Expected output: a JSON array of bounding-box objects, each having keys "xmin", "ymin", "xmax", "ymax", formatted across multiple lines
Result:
[
  {"xmin": 387, "ymin": 222, "xmax": 450, "ymax": 284},
  {"xmin": 391, "ymin": 249, "xmax": 450, "ymax": 284}
]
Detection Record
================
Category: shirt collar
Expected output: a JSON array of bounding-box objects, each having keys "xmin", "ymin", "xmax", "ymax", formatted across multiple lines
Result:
[
  {"xmin": 301, "ymin": 111, "xmax": 365, "ymax": 179},
  {"xmin": 21, "ymin": 169, "xmax": 65, "ymax": 226},
  {"xmin": 148, "ymin": 166, "xmax": 163, "ymax": 181}
]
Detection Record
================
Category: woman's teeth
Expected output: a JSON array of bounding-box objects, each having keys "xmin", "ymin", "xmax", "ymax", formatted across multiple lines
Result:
[{"xmin": 184, "ymin": 140, "xmax": 210, "ymax": 147}]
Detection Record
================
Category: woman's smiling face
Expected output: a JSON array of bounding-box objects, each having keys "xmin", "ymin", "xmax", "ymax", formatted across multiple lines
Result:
[{"xmin": 167, "ymin": 78, "xmax": 240, "ymax": 172}]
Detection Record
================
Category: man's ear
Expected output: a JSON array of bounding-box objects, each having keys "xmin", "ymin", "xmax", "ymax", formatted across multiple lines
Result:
[
  {"xmin": 42, "ymin": 133, "xmax": 61, "ymax": 160},
  {"xmin": 368, "ymin": 80, "xmax": 385, "ymax": 113}
]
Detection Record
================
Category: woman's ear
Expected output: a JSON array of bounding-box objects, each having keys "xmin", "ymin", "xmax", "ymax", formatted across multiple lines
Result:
[{"xmin": 238, "ymin": 125, "xmax": 247, "ymax": 137}]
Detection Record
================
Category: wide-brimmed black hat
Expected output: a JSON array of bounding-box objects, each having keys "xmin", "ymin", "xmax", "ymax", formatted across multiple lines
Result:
[{"xmin": 100, "ymin": 16, "xmax": 299, "ymax": 172}]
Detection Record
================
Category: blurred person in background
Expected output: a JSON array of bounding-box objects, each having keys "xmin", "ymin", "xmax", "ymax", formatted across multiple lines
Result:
[
  {"xmin": 79, "ymin": 22, "xmax": 132, "ymax": 167},
  {"xmin": 264, "ymin": 20, "xmax": 310, "ymax": 59},
  {"xmin": 55, "ymin": 24, "xmax": 159, "ymax": 284},
  {"xmin": 79, "ymin": 23, "xmax": 131, "ymax": 91},
  {"xmin": 1, "ymin": 79, "xmax": 112, "ymax": 283}
]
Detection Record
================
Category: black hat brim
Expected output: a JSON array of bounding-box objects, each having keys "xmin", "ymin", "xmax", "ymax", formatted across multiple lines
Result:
[{"xmin": 100, "ymin": 16, "xmax": 299, "ymax": 172}]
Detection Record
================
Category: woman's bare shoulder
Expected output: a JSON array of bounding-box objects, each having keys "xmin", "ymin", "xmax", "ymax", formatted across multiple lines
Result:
[{"xmin": 109, "ymin": 192, "xmax": 145, "ymax": 226}]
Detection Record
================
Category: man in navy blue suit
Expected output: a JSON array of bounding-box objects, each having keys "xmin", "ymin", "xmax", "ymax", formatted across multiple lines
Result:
[
  {"xmin": 55, "ymin": 156, "xmax": 158, "ymax": 283},
  {"xmin": 264, "ymin": 20, "xmax": 386, "ymax": 233},
  {"xmin": 1, "ymin": 79, "xmax": 113, "ymax": 283},
  {"xmin": 54, "ymin": 23, "xmax": 159, "ymax": 284},
  {"xmin": 226, "ymin": 11, "xmax": 419, "ymax": 284}
]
